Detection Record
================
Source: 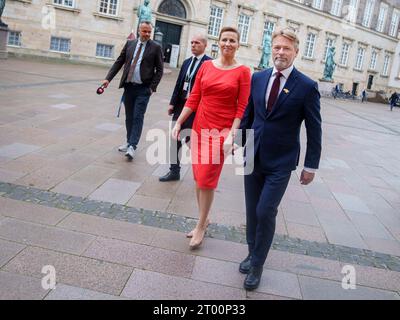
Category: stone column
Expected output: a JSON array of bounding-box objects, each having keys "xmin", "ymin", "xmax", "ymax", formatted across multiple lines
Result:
[{"xmin": 0, "ymin": 25, "xmax": 8, "ymax": 59}]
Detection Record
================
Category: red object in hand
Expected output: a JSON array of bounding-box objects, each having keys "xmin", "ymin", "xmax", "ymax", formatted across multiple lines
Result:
[{"xmin": 96, "ymin": 85, "xmax": 105, "ymax": 95}]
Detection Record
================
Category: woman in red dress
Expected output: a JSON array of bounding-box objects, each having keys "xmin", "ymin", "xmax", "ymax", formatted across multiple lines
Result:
[{"xmin": 172, "ymin": 27, "xmax": 251, "ymax": 249}]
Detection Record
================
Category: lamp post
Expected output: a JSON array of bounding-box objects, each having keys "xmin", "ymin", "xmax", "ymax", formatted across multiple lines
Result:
[{"xmin": 154, "ymin": 29, "xmax": 163, "ymax": 46}]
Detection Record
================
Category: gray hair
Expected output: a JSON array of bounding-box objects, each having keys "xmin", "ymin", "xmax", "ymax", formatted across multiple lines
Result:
[
  {"xmin": 272, "ymin": 27, "xmax": 299, "ymax": 50},
  {"xmin": 192, "ymin": 33, "xmax": 208, "ymax": 45}
]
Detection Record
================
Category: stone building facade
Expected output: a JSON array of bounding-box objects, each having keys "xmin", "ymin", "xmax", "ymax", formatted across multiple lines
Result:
[{"xmin": 3, "ymin": 0, "xmax": 400, "ymax": 94}]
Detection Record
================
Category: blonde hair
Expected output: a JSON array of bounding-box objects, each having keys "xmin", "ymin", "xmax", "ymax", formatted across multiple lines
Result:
[{"xmin": 272, "ymin": 27, "xmax": 299, "ymax": 50}]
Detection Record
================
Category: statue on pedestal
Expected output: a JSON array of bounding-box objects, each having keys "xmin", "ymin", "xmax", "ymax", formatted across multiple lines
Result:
[
  {"xmin": 323, "ymin": 46, "xmax": 336, "ymax": 81},
  {"xmin": 137, "ymin": 0, "xmax": 152, "ymax": 24},
  {"xmin": 0, "ymin": 0, "xmax": 8, "ymax": 28},
  {"xmin": 258, "ymin": 31, "xmax": 272, "ymax": 69}
]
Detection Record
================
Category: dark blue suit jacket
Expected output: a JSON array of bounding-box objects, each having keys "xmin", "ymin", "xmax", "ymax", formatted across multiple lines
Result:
[
  {"xmin": 240, "ymin": 67, "xmax": 322, "ymax": 172},
  {"xmin": 170, "ymin": 55, "xmax": 212, "ymax": 117}
]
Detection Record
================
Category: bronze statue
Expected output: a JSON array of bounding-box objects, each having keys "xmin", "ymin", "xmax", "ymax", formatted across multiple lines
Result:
[{"xmin": 0, "ymin": 0, "xmax": 7, "ymax": 28}]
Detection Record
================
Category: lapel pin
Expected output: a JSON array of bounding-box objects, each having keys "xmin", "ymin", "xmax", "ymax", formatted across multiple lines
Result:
[{"xmin": 283, "ymin": 88, "xmax": 289, "ymax": 94}]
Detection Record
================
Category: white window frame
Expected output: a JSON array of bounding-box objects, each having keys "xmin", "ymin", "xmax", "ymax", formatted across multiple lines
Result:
[
  {"xmin": 330, "ymin": 0, "xmax": 343, "ymax": 17},
  {"xmin": 340, "ymin": 42, "xmax": 350, "ymax": 66},
  {"xmin": 376, "ymin": 3, "xmax": 388, "ymax": 32},
  {"xmin": 53, "ymin": 0, "xmax": 74, "ymax": 8},
  {"xmin": 50, "ymin": 36, "xmax": 71, "ymax": 53},
  {"xmin": 98, "ymin": 0, "xmax": 119, "ymax": 16},
  {"xmin": 304, "ymin": 33, "xmax": 316, "ymax": 59},
  {"xmin": 369, "ymin": 51, "xmax": 378, "ymax": 70},
  {"xmin": 382, "ymin": 55, "xmax": 390, "ymax": 76},
  {"xmin": 208, "ymin": 5, "xmax": 224, "ymax": 37},
  {"xmin": 362, "ymin": 0, "xmax": 375, "ymax": 27},
  {"xmin": 355, "ymin": 47, "xmax": 365, "ymax": 70},
  {"xmin": 389, "ymin": 9, "xmax": 400, "ymax": 37},
  {"xmin": 7, "ymin": 31, "xmax": 22, "ymax": 47},
  {"xmin": 238, "ymin": 13, "xmax": 251, "ymax": 44},
  {"xmin": 323, "ymin": 38, "xmax": 334, "ymax": 62},
  {"xmin": 347, "ymin": 0, "xmax": 359, "ymax": 23},
  {"xmin": 312, "ymin": 0, "xmax": 323, "ymax": 10},
  {"xmin": 96, "ymin": 43, "xmax": 114, "ymax": 59}
]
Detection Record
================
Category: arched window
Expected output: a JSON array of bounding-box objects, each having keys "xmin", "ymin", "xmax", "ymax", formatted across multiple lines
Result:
[{"xmin": 158, "ymin": 0, "xmax": 187, "ymax": 19}]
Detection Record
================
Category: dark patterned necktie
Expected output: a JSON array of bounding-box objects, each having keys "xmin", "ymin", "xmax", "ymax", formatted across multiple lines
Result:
[{"xmin": 267, "ymin": 72, "xmax": 282, "ymax": 112}]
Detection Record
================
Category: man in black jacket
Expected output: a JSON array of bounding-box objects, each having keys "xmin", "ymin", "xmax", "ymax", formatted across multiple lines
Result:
[
  {"xmin": 159, "ymin": 34, "xmax": 211, "ymax": 181},
  {"xmin": 102, "ymin": 21, "xmax": 163, "ymax": 160}
]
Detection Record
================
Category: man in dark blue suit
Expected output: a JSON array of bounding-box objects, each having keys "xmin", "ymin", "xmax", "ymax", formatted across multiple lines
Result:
[
  {"xmin": 159, "ymin": 35, "xmax": 212, "ymax": 182},
  {"xmin": 239, "ymin": 28, "xmax": 322, "ymax": 290}
]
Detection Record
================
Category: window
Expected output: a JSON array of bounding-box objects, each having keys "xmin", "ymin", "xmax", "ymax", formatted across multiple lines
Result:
[
  {"xmin": 382, "ymin": 55, "xmax": 390, "ymax": 76},
  {"xmin": 50, "ymin": 36, "xmax": 71, "ymax": 52},
  {"xmin": 369, "ymin": 51, "xmax": 378, "ymax": 70},
  {"xmin": 261, "ymin": 20, "xmax": 275, "ymax": 45},
  {"xmin": 323, "ymin": 38, "xmax": 334, "ymax": 62},
  {"xmin": 7, "ymin": 31, "xmax": 22, "ymax": 47},
  {"xmin": 208, "ymin": 5, "xmax": 224, "ymax": 37},
  {"xmin": 389, "ymin": 9, "xmax": 400, "ymax": 37},
  {"xmin": 362, "ymin": 0, "xmax": 375, "ymax": 27},
  {"xmin": 99, "ymin": 0, "xmax": 118, "ymax": 16},
  {"xmin": 340, "ymin": 43, "xmax": 350, "ymax": 66},
  {"xmin": 347, "ymin": 0, "xmax": 359, "ymax": 23},
  {"xmin": 53, "ymin": 0, "xmax": 74, "ymax": 7},
  {"xmin": 376, "ymin": 3, "xmax": 388, "ymax": 32},
  {"xmin": 96, "ymin": 43, "xmax": 114, "ymax": 58},
  {"xmin": 330, "ymin": 0, "xmax": 342, "ymax": 17},
  {"xmin": 355, "ymin": 47, "xmax": 365, "ymax": 70},
  {"xmin": 304, "ymin": 33, "xmax": 316, "ymax": 59},
  {"xmin": 312, "ymin": 0, "xmax": 323, "ymax": 10},
  {"xmin": 158, "ymin": 0, "xmax": 186, "ymax": 19},
  {"xmin": 238, "ymin": 14, "xmax": 251, "ymax": 44}
]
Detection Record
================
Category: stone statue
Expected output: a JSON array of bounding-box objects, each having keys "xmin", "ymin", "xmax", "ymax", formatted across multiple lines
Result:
[
  {"xmin": 137, "ymin": 0, "xmax": 152, "ymax": 24},
  {"xmin": 258, "ymin": 31, "xmax": 272, "ymax": 69},
  {"xmin": 0, "ymin": 0, "xmax": 7, "ymax": 28},
  {"xmin": 323, "ymin": 46, "xmax": 336, "ymax": 81}
]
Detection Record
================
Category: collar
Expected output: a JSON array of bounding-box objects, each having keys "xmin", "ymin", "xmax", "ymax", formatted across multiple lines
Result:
[
  {"xmin": 138, "ymin": 39, "xmax": 149, "ymax": 46},
  {"xmin": 193, "ymin": 53, "xmax": 205, "ymax": 61},
  {"xmin": 272, "ymin": 65, "xmax": 294, "ymax": 79}
]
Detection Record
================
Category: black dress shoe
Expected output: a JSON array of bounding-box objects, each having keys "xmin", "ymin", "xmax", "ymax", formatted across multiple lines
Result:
[
  {"xmin": 159, "ymin": 171, "xmax": 180, "ymax": 182},
  {"xmin": 244, "ymin": 266, "xmax": 263, "ymax": 290},
  {"xmin": 239, "ymin": 254, "xmax": 252, "ymax": 274}
]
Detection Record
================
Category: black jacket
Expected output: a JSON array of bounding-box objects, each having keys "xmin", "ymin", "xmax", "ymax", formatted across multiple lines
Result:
[{"xmin": 105, "ymin": 39, "xmax": 164, "ymax": 92}]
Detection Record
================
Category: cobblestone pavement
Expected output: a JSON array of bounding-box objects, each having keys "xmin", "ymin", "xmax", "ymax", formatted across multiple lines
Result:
[{"xmin": 0, "ymin": 57, "xmax": 400, "ymax": 300}]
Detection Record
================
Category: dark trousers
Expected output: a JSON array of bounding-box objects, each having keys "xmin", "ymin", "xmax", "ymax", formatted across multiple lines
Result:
[
  {"xmin": 123, "ymin": 83, "xmax": 151, "ymax": 149},
  {"xmin": 244, "ymin": 153, "xmax": 291, "ymax": 267},
  {"xmin": 169, "ymin": 102, "xmax": 195, "ymax": 173}
]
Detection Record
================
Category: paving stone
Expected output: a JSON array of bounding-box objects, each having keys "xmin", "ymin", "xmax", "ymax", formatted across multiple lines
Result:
[
  {"xmin": 44, "ymin": 283, "xmax": 125, "ymax": 300},
  {"xmin": 0, "ymin": 218, "xmax": 95, "ymax": 255},
  {"xmin": 121, "ymin": 269, "xmax": 246, "ymax": 300},
  {"xmin": 298, "ymin": 275, "xmax": 400, "ymax": 300},
  {"xmin": 3, "ymin": 246, "xmax": 133, "ymax": 296},
  {"xmin": 363, "ymin": 237, "xmax": 400, "ymax": 256},
  {"xmin": 346, "ymin": 211, "xmax": 394, "ymax": 240},
  {"xmin": 246, "ymin": 291, "xmax": 294, "ymax": 300},
  {"xmin": 0, "ymin": 197, "xmax": 70, "ymax": 226},
  {"xmin": 0, "ymin": 168, "xmax": 26, "ymax": 183},
  {"xmin": 127, "ymin": 194, "xmax": 171, "ymax": 212},
  {"xmin": 0, "ymin": 238, "xmax": 26, "ymax": 268},
  {"xmin": 83, "ymin": 237, "xmax": 195, "ymax": 278},
  {"xmin": 51, "ymin": 180, "xmax": 96, "ymax": 198},
  {"xmin": 0, "ymin": 143, "xmax": 41, "ymax": 159},
  {"xmin": 57, "ymin": 212, "xmax": 154, "ymax": 245},
  {"xmin": 0, "ymin": 271, "xmax": 49, "ymax": 300},
  {"xmin": 286, "ymin": 222, "xmax": 327, "ymax": 243},
  {"xmin": 95, "ymin": 123, "xmax": 122, "ymax": 132},
  {"xmin": 50, "ymin": 103, "xmax": 77, "ymax": 110},
  {"xmin": 281, "ymin": 200, "xmax": 320, "ymax": 227},
  {"xmin": 89, "ymin": 178, "xmax": 141, "ymax": 204},
  {"xmin": 333, "ymin": 192, "xmax": 372, "ymax": 214}
]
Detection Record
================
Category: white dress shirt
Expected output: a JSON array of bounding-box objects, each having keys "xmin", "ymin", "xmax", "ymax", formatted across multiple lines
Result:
[{"xmin": 130, "ymin": 39, "xmax": 148, "ymax": 84}]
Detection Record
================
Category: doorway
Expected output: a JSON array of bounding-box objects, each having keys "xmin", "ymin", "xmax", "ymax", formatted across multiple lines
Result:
[{"xmin": 155, "ymin": 20, "xmax": 182, "ymax": 63}]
